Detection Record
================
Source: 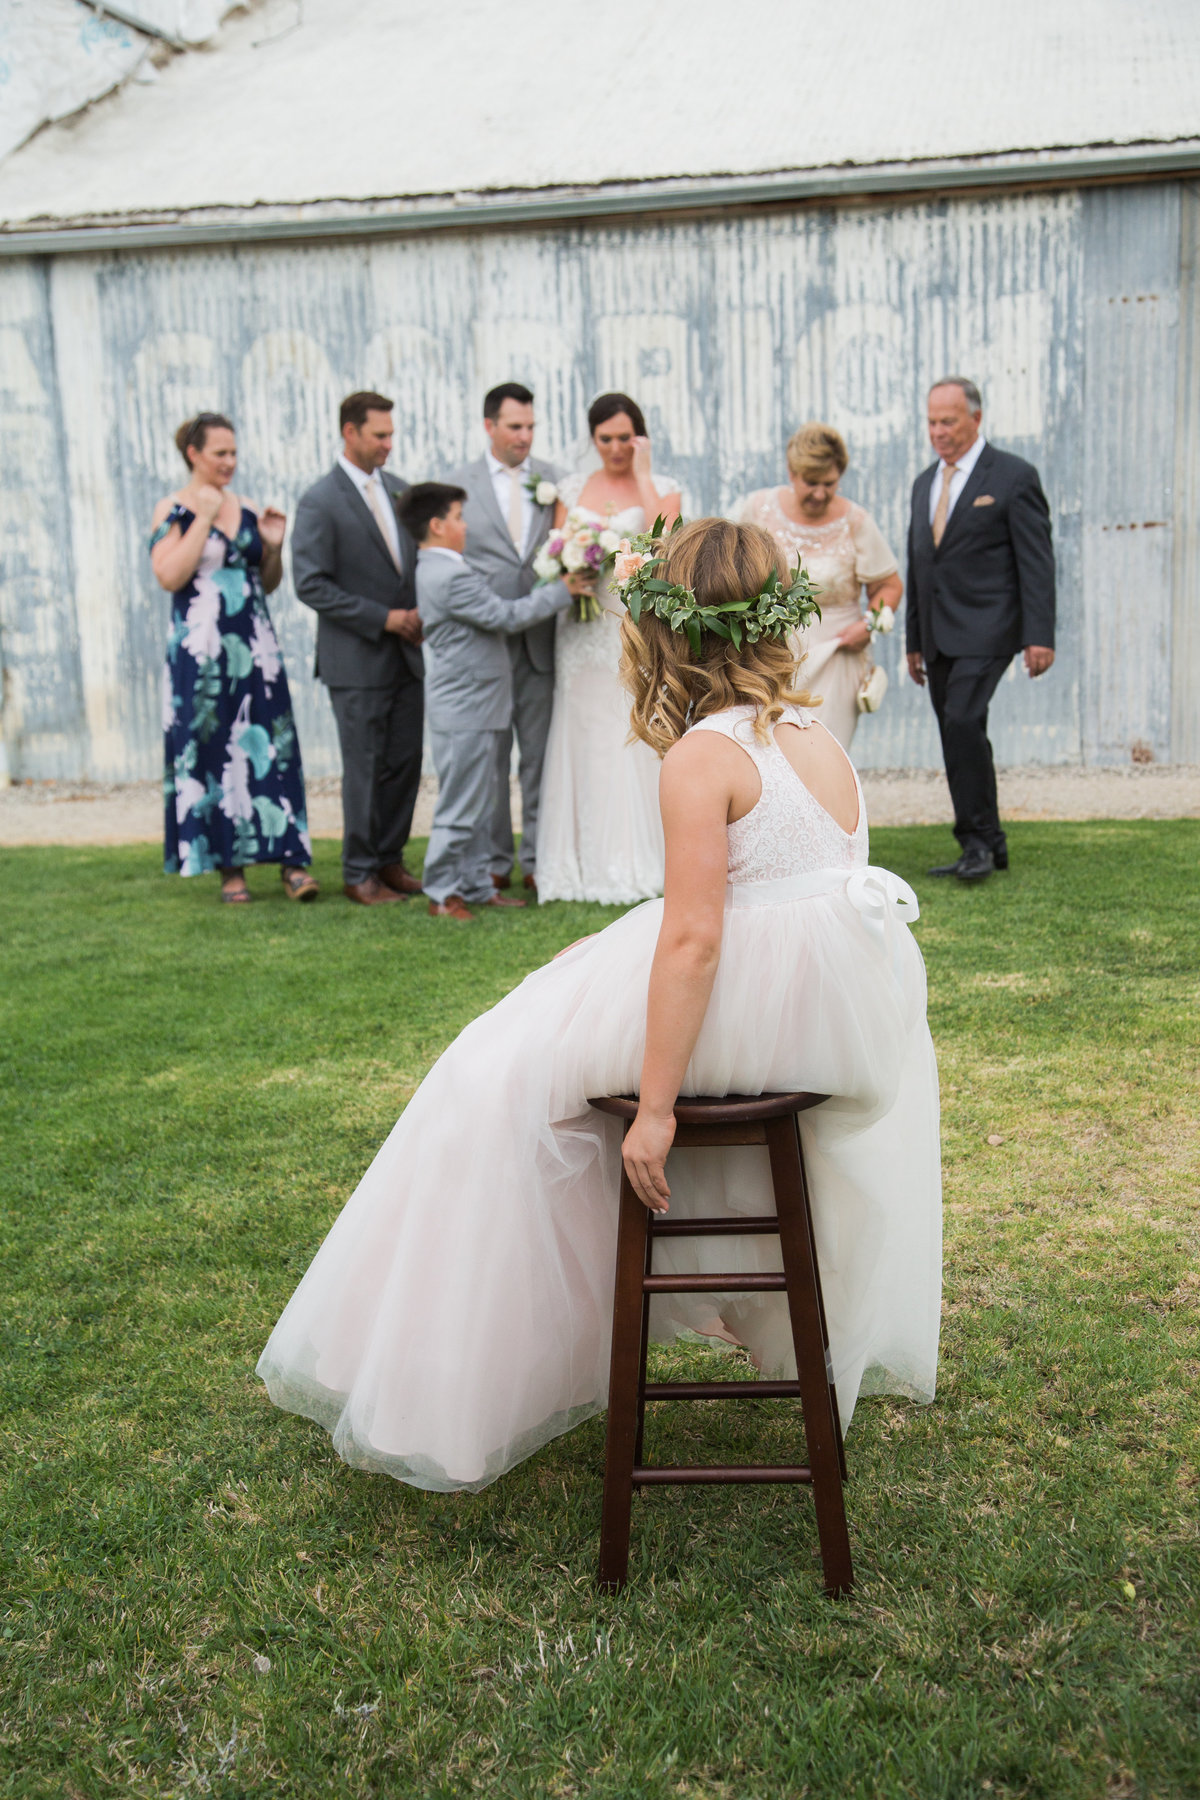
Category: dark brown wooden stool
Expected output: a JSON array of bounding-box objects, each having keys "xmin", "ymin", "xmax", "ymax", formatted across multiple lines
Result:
[{"xmin": 588, "ymin": 1091, "xmax": 853, "ymax": 1598}]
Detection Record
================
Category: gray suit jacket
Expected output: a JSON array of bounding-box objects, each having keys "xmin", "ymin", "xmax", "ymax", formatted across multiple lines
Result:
[
  {"xmin": 444, "ymin": 455, "xmax": 561, "ymax": 675},
  {"xmin": 291, "ymin": 464, "xmax": 421, "ymax": 688},
  {"xmin": 415, "ymin": 549, "xmax": 570, "ymax": 732}
]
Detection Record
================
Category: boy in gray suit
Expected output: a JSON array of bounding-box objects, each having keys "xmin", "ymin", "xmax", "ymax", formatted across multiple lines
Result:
[{"xmin": 401, "ymin": 484, "xmax": 593, "ymax": 921}]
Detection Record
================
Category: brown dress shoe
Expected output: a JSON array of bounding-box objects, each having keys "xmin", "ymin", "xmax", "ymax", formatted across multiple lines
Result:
[
  {"xmin": 428, "ymin": 895, "xmax": 475, "ymax": 920},
  {"xmin": 523, "ymin": 873, "xmax": 537, "ymax": 893},
  {"xmin": 379, "ymin": 862, "xmax": 423, "ymax": 896},
  {"xmin": 492, "ymin": 871, "xmax": 513, "ymax": 890},
  {"xmin": 343, "ymin": 876, "xmax": 406, "ymax": 905},
  {"xmin": 483, "ymin": 893, "xmax": 526, "ymax": 909}
]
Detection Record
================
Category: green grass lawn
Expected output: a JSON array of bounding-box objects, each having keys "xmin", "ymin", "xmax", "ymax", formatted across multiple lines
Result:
[{"xmin": 2, "ymin": 823, "xmax": 1198, "ymax": 1799}]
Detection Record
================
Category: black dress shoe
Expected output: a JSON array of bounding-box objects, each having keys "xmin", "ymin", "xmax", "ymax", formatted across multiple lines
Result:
[
  {"xmin": 928, "ymin": 856, "xmax": 964, "ymax": 877},
  {"xmin": 956, "ymin": 845, "xmax": 995, "ymax": 883},
  {"xmin": 993, "ymin": 846, "xmax": 1009, "ymax": 871}
]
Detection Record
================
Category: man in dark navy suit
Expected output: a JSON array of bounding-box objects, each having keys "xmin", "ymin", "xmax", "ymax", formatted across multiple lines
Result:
[{"xmin": 906, "ymin": 377, "xmax": 1056, "ymax": 883}]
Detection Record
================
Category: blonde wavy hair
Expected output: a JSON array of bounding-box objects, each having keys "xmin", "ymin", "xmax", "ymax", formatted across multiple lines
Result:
[
  {"xmin": 785, "ymin": 421, "xmax": 848, "ymax": 483},
  {"xmin": 619, "ymin": 518, "xmax": 815, "ymax": 756}
]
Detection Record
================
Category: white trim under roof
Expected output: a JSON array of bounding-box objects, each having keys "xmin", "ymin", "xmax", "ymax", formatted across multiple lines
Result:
[{"xmin": 3, "ymin": 140, "xmax": 1199, "ymax": 258}]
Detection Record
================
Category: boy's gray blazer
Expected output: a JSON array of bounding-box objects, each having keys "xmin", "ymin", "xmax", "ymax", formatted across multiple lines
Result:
[
  {"xmin": 415, "ymin": 550, "xmax": 569, "ymax": 732},
  {"xmin": 443, "ymin": 456, "xmax": 561, "ymax": 675},
  {"xmin": 291, "ymin": 464, "xmax": 421, "ymax": 688}
]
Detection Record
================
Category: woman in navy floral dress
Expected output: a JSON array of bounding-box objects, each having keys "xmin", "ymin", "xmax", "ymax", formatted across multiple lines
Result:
[{"xmin": 150, "ymin": 413, "xmax": 317, "ymax": 903}]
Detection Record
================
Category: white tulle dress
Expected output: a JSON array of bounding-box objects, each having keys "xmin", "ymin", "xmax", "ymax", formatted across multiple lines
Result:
[
  {"xmin": 536, "ymin": 484, "xmax": 665, "ymax": 904},
  {"xmin": 257, "ymin": 705, "xmax": 942, "ymax": 1492}
]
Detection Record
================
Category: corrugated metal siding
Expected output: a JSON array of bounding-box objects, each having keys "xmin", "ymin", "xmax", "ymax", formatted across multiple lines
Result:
[
  {"xmin": 0, "ymin": 181, "xmax": 1190, "ymax": 781},
  {"xmin": 1080, "ymin": 185, "xmax": 1180, "ymax": 764},
  {"xmin": 0, "ymin": 258, "xmax": 84, "ymax": 775},
  {"xmin": 1172, "ymin": 181, "xmax": 1200, "ymax": 766}
]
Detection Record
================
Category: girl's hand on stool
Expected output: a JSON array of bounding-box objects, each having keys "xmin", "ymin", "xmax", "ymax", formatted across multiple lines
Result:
[{"xmin": 622, "ymin": 1108, "xmax": 676, "ymax": 1213}]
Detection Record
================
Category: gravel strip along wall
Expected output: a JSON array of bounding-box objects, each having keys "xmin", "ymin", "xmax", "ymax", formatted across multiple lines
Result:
[{"xmin": 1, "ymin": 768, "xmax": 1197, "ymax": 849}]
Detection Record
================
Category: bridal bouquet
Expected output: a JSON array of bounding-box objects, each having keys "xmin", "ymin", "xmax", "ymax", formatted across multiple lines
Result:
[{"xmin": 533, "ymin": 511, "xmax": 623, "ymax": 622}]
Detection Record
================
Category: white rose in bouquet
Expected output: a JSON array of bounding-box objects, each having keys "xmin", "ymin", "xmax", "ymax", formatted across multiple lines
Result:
[
  {"xmin": 532, "ymin": 543, "xmax": 561, "ymax": 583},
  {"xmin": 562, "ymin": 540, "xmax": 589, "ymax": 572},
  {"xmin": 598, "ymin": 528, "xmax": 622, "ymax": 554},
  {"xmin": 534, "ymin": 480, "xmax": 558, "ymax": 507},
  {"xmin": 867, "ymin": 604, "xmax": 896, "ymax": 636}
]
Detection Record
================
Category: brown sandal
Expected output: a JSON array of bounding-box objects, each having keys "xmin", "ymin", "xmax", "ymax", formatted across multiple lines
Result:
[
  {"xmin": 221, "ymin": 882, "xmax": 252, "ymax": 904},
  {"xmin": 281, "ymin": 865, "xmax": 320, "ymax": 902}
]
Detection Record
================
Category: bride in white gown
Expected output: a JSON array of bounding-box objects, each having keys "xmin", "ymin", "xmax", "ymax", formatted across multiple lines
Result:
[
  {"xmin": 257, "ymin": 517, "xmax": 942, "ymax": 1495},
  {"xmin": 536, "ymin": 392, "xmax": 681, "ymax": 904}
]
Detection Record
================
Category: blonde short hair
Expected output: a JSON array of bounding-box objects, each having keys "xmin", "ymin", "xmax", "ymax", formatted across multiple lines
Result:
[
  {"xmin": 785, "ymin": 421, "xmax": 848, "ymax": 483},
  {"xmin": 619, "ymin": 518, "xmax": 814, "ymax": 757}
]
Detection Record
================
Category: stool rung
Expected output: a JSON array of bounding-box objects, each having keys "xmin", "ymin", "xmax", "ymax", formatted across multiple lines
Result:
[
  {"xmin": 633, "ymin": 1464, "xmax": 813, "ymax": 1485},
  {"xmin": 643, "ymin": 1379, "xmax": 803, "ymax": 1401},
  {"xmin": 650, "ymin": 1216, "xmax": 780, "ymax": 1237},
  {"xmin": 643, "ymin": 1272, "xmax": 787, "ymax": 1293}
]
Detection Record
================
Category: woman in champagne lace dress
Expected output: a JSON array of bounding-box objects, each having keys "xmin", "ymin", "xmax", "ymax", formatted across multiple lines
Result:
[
  {"xmin": 536, "ymin": 393, "xmax": 682, "ymax": 903},
  {"xmin": 257, "ymin": 518, "xmax": 940, "ymax": 1494},
  {"xmin": 733, "ymin": 423, "xmax": 902, "ymax": 750}
]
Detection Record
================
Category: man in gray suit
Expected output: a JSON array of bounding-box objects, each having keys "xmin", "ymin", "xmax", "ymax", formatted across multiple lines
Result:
[
  {"xmin": 292, "ymin": 391, "xmax": 424, "ymax": 906},
  {"xmin": 401, "ymin": 483, "xmax": 593, "ymax": 921},
  {"xmin": 445, "ymin": 382, "xmax": 561, "ymax": 894}
]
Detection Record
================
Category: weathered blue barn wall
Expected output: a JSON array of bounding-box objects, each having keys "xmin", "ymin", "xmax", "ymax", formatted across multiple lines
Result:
[{"xmin": 0, "ymin": 179, "xmax": 1193, "ymax": 780}]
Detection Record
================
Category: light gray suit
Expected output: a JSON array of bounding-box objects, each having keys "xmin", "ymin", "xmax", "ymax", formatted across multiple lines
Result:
[
  {"xmin": 444, "ymin": 454, "xmax": 560, "ymax": 880},
  {"xmin": 415, "ymin": 548, "xmax": 570, "ymax": 906},
  {"xmin": 292, "ymin": 464, "xmax": 422, "ymax": 886}
]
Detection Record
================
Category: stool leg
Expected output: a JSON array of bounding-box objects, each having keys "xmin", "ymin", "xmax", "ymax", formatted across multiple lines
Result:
[
  {"xmin": 792, "ymin": 1114, "xmax": 848, "ymax": 1484},
  {"xmin": 633, "ymin": 1218, "xmax": 654, "ymax": 1467},
  {"xmin": 766, "ymin": 1115, "xmax": 854, "ymax": 1598},
  {"xmin": 598, "ymin": 1152, "xmax": 651, "ymax": 1592}
]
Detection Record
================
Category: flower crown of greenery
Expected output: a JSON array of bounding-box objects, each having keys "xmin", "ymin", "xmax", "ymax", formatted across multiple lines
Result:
[{"xmin": 616, "ymin": 516, "xmax": 822, "ymax": 657}]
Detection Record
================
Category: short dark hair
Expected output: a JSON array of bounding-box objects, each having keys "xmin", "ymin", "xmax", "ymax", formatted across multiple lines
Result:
[
  {"xmin": 929, "ymin": 375, "xmax": 983, "ymax": 413},
  {"xmin": 588, "ymin": 391, "xmax": 647, "ymax": 438},
  {"xmin": 398, "ymin": 482, "xmax": 467, "ymax": 543},
  {"xmin": 483, "ymin": 382, "xmax": 534, "ymax": 421},
  {"xmin": 175, "ymin": 412, "xmax": 234, "ymax": 466},
  {"xmin": 340, "ymin": 391, "xmax": 394, "ymax": 432}
]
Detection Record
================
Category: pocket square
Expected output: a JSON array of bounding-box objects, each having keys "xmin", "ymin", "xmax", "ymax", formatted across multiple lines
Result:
[{"xmin": 972, "ymin": 494, "xmax": 996, "ymax": 506}]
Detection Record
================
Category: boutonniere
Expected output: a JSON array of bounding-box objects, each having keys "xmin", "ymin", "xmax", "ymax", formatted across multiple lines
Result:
[{"xmin": 526, "ymin": 474, "xmax": 559, "ymax": 507}]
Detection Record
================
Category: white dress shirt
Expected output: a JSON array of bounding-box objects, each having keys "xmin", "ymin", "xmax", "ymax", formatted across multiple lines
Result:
[
  {"xmin": 338, "ymin": 452, "xmax": 401, "ymax": 563},
  {"xmin": 486, "ymin": 450, "xmax": 535, "ymax": 553},
  {"xmin": 929, "ymin": 434, "xmax": 987, "ymax": 526}
]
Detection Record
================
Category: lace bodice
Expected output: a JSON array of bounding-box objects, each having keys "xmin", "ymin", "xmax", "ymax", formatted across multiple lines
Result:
[
  {"xmin": 734, "ymin": 492, "xmax": 897, "ymax": 615},
  {"xmin": 689, "ymin": 704, "xmax": 868, "ymax": 881}
]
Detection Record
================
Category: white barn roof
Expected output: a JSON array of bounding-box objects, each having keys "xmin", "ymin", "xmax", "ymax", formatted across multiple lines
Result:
[{"xmin": 1, "ymin": 0, "xmax": 1199, "ymax": 235}]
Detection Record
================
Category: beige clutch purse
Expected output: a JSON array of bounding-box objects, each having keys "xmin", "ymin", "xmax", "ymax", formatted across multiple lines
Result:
[{"xmin": 857, "ymin": 661, "xmax": 889, "ymax": 714}]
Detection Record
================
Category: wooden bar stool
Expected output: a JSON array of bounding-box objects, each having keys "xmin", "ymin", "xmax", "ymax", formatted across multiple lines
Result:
[{"xmin": 588, "ymin": 1091, "xmax": 853, "ymax": 1598}]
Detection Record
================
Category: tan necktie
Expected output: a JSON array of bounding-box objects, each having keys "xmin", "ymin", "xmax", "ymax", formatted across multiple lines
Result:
[
  {"xmin": 507, "ymin": 469, "xmax": 525, "ymax": 551},
  {"xmin": 365, "ymin": 476, "xmax": 401, "ymax": 571},
  {"xmin": 932, "ymin": 462, "xmax": 959, "ymax": 548}
]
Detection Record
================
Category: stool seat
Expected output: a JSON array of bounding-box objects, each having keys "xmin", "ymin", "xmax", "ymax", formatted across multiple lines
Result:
[
  {"xmin": 590, "ymin": 1087, "xmax": 853, "ymax": 1598},
  {"xmin": 590, "ymin": 1091, "xmax": 827, "ymax": 1125}
]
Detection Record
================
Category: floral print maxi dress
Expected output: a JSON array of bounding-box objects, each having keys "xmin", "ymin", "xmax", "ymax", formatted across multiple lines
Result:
[{"xmin": 154, "ymin": 503, "xmax": 312, "ymax": 876}]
